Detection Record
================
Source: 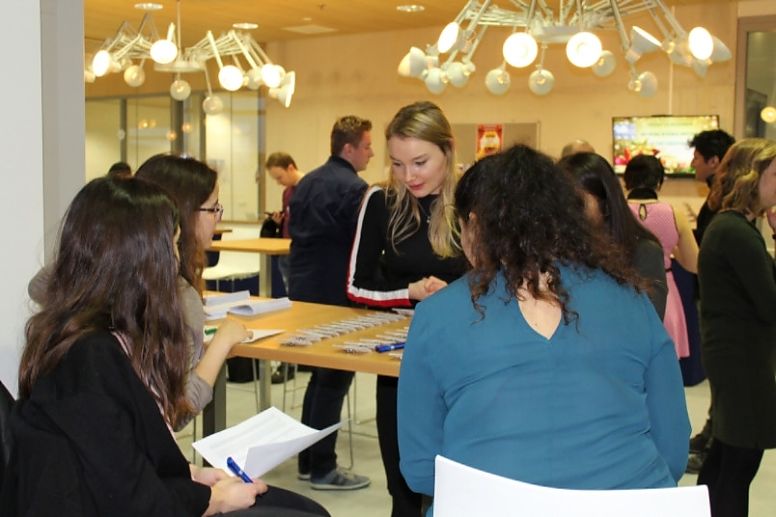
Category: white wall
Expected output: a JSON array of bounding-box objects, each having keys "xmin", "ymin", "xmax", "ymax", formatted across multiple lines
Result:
[{"xmin": 0, "ymin": 0, "xmax": 84, "ymax": 395}]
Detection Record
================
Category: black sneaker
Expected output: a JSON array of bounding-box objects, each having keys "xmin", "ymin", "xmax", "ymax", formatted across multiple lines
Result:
[
  {"xmin": 689, "ymin": 419, "xmax": 712, "ymax": 454},
  {"xmin": 686, "ymin": 452, "xmax": 706, "ymax": 475},
  {"xmin": 310, "ymin": 468, "xmax": 370, "ymax": 490},
  {"xmin": 270, "ymin": 364, "xmax": 295, "ymax": 384}
]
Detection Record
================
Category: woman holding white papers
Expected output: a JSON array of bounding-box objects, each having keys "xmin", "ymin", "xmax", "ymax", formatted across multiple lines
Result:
[
  {"xmin": 397, "ymin": 146, "xmax": 690, "ymax": 512},
  {"xmin": 5, "ymin": 177, "xmax": 329, "ymax": 516},
  {"xmin": 135, "ymin": 154, "xmax": 249, "ymax": 428},
  {"xmin": 346, "ymin": 101, "xmax": 466, "ymax": 517}
]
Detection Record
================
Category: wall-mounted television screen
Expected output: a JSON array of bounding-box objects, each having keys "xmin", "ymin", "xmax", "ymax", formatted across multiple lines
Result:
[{"xmin": 612, "ymin": 115, "xmax": 720, "ymax": 175}]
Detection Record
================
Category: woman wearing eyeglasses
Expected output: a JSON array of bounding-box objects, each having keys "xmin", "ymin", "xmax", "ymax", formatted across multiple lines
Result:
[{"xmin": 134, "ymin": 154, "xmax": 248, "ymax": 429}]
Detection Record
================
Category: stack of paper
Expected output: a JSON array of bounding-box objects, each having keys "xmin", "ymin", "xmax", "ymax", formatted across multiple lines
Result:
[
  {"xmin": 193, "ymin": 407, "xmax": 341, "ymax": 478},
  {"xmin": 204, "ymin": 290, "xmax": 292, "ymax": 320}
]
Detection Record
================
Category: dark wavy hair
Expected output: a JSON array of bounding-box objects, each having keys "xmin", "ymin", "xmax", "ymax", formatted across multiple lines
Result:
[
  {"xmin": 455, "ymin": 145, "xmax": 642, "ymax": 322},
  {"xmin": 135, "ymin": 154, "xmax": 217, "ymax": 292},
  {"xmin": 19, "ymin": 177, "xmax": 191, "ymax": 425},
  {"xmin": 558, "ymin": 152, "xmax": 660, "ymax": 259}
]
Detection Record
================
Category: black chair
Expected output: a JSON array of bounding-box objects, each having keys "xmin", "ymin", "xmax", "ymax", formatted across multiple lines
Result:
[{"xmin": 0, "ymin": 380, "xmax": 14, "ymax": 490}]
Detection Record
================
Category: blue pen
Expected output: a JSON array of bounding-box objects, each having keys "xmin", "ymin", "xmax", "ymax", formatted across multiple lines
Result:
[
  {"xmin": 375, "ymin": 342, "xmax": 405, "ymax": 353},
  {"xmin": 226, "ymin": 456, "xmax": 253, "ymax": 484}
]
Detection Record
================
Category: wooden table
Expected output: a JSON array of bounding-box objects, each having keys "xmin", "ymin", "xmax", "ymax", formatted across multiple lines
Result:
[
  {"xmin": 208, "ymin": 238, "xmax": 291, "ymax": 297},
  {"xmin": 202, "ymin": 299, "xmax": 406, "ymax": 435}
]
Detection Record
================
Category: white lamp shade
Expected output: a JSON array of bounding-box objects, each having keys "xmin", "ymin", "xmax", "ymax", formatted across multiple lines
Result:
[
  {"xmin": 261, "ymin": 64, "xmax": 284, "ymax": 88},
  {"xmin": 630, "ymin": 71, "xmax": 658, "ymax": 97},
  {"xmin": 625, "ymin": 26, "xmax": 661, "ymax": 63},
  {"xmin": 566, "ymin": 31, "xmax": 602, "ymax": 68},
  {"xmin": 84, "ymin": 68, "xmax": 96, "ymax": 83},
  {"xmin": 407, "ymin": 47, "xmax": 430, "ymax": 78},
  {"xmin": 246, "ymin": 68, "xmax": 263, "ymax": 90},
  {"xmin": 218, "ymin": 65, "xmax": 244, "ymax": 91},
  {"xmin": 688, "ymin": 27, "xmax": 713, "ymax": 61},
  {"xmin": 709, "ymin": 36, "xmax": 732, "ymax": 63},
  {"xmin": 528, "ymin": 68, "xmax": 555, "ymax": 95},
  {"xmin": 150, "ymin": 39, "xmax": 178, "ymax": 64},
  {"xmin": 123, "ymin": 64, "xmax": 145, "ymax": 87},
  {"xmin": 424, "ymin": 67, "xmax": 447, "ymax": 95},
  {"xmin": 170, "ymin": 79, "xmax": 191, "ymax": 101},
  {"xmin": 692, "ymin": 59, "xmax": 708, "ymax": 78},
  {"xmin": 592, "ymin": 50, "xmax": 616, "ymax": 77},
  {"xmin": 760, "ymin": 106, "xmax": 776, "ymax": 124},
  {"xmin": 485, "ymin": 67, "xmax": 510, "ymax": 95},
  {"xmin": 92, "ymin": 50, "xmax": 113, "ymax": 77},
  {"xmin": 397, "ymin": 52, "xmax": 412, "ymax": 77},
  {"xmin": 269, "ymin": 71, "xmax": 296, "ymax": 108},
  {"xmin": 446, "ymin": 62, "xmax": 469, "ymax": 88},
  {"xmin": 438, "ymin": 22, "xmax": 464, "ymax": 53},
  {"xmin": 202, "ymin": 95, "xmax": 224, "ymax": 115},
  {"xmin": 502, "ymin": 32, "xmax": 538, "ymax": 68}
]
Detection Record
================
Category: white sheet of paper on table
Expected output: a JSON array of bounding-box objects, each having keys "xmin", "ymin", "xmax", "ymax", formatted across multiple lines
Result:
[{"xmin": 192, "ymin": 407, "xmax": 341, "ymax": 478}]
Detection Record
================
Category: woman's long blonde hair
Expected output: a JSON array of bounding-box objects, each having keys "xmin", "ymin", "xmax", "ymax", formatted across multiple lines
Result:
[
  {"xmin": 708, "ymin": 138, "xmax": 776, "ymax": 215},
  {"xmin": 384, "ymin": 101, "xmax": 458, "ymax": 257}
]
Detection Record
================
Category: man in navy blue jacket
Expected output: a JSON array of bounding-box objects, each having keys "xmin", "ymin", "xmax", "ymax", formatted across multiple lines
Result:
[{"xmin": 289, "ymin": 115, "xmax": 373, "ymax": 490}]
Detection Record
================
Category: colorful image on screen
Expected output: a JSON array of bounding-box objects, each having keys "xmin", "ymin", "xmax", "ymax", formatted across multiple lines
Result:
[{"xmin": 612, "ymin": 115, "xmax": 720, "ymax": 175}]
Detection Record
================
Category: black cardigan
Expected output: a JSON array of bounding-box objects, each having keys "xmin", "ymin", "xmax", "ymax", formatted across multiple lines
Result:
[{"xmin": 2, "ymin": 332, "xmax": 210, "ymax": 516}]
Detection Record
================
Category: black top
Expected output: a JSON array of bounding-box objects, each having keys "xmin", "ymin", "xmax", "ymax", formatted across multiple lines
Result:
[
  {"xmin": 693, "ymin": 175, "xmax": 717, "ymax": 245},
  {"xmin": 288, "ymin": 156, "xmax": 368, "ymax": 306},
  {"xmin": 2, "ymin": 332, "xmax": 210, "ymax": 516},
  {"xmin": 698, "ymin": 211, "xmax": 776, "ymax": 448},
  {"xmin": 346, "ymin": 187, "xmax": 466, "ymax": 308}
]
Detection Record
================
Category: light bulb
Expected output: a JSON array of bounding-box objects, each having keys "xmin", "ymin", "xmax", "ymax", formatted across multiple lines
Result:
[
  {"xmin": 566, "ymin": 32, "xmax": 602, "ymax": 68},
  {"xmin": 528, "ymin": 69, "xmax": 554, "ymax": 96},
  {"xmin": 438, "ymin": 22, "xmax": 463, "ymax": 53},
  {"xmin": 202, "ymin": 95, "xmax": 224, "ymax": 115},
  {"xmin": 424, "ymin": 67, "xmax": 447, "ymax": 95},
  {"xmin": 502, "ymin": 33, "xmax": 538, "ymax": 68},
  {"xmin": 261, "ymin": 64, "xmax": 284, "ymax": 88},
  {"xmin": 485, "ymin": 68, "xmax": 510, "ymax": 96},
  {"xmin": 246, "ymin": 68, "xmax": 263, "ymax": 90},
  {"xmin": 92, "ymin": 50, "xmax": 113, "ymax": 77},
  {"xmin": 123, "ymin": 64, "xmax": 146, "ymax": 87},
  {"xmin": 592, "ymin": 50, "xmax": 616, "ymax": 77},
  {"xmin": 170, "ymin": 79, "xmax": 191, "ymax": 101},
  {"xmin": 761, "ymin": 106, "xmax": 776, "ymax": 124},
  {"xmin": 218, "ymin": 65, "xmax": 244, "ymax": 91},
  {"xmin": 688, "ymin": 27, "xmax": 713, "ymax": 61},
  {"xmin": 150, "ymin": 39, "xmax": 177, "ymax": 64}
]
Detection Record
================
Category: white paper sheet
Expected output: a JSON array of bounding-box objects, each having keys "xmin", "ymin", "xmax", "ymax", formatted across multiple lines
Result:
[
  {"xmin": 193, "ymin": 407, "xmax": 341, "ymax": 478},
  {"xmin": 433, "ymin": 456, "xmax": 710, "ymax": 517}
]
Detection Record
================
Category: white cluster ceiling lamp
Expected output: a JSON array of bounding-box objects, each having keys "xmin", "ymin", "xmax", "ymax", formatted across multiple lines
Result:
[
  {"xmin": 398, "ymin": 0, "xmax": 731, "ymax": 97},
  {"xmin": 87, "ymin": 1, "xmax": 295, "ymax": 112}
]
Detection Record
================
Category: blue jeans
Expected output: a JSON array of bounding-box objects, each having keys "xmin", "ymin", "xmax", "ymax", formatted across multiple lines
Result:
[{"xmin": 297, "ymin": 367, "xmax": 354, "ymax": 478}]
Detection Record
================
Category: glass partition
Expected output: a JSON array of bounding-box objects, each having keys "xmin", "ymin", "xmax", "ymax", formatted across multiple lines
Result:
[
  {"xmin": 736, "ymin": 16, "xmax": 776, "ymax": 140},
  {"xmin": 85, "ymin": 90, "xmax": 263, "ymax": 221}
]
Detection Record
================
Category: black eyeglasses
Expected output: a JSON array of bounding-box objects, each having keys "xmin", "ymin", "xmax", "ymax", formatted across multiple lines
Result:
[{"xmin": 198, "ymin": 202, "xmax": 224, "ymax": 218}]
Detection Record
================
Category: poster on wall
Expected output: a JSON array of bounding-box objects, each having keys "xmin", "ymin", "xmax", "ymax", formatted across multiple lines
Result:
[{"xmin": 476, "ymin": 124, "xmax": 503, "ymax": 160}]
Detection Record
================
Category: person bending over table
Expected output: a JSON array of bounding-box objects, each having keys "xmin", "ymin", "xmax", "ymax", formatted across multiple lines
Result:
[
  {"xmin": 346, "ymin": 101, "xmax": 466, "ymax": 517},
  {"xmin": 3, "ymin": 177, "xmax": 329, "ymax": 517},
  {"xmin": 398, "ymin": 145, "xmax": 690, "ymax": 515}
]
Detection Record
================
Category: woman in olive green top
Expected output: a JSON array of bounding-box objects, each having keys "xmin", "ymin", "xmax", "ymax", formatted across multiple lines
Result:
[{"xmin": 697, "ymin": 139, "xmax": 776, "ymax": 517}]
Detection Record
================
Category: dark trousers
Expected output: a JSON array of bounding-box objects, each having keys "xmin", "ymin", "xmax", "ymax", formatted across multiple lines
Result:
[
  {"xmin": 220, "ymin": 485, "xmax": 330, "ymax": 516},
  {"xmin": 376, "ymin": 375, "xmax": 423, "ymax": 517},
  {"xmin": 697, "ymin": 438, "xmax": 763, "ymax": 517},
  {"xmin": 298, "ymin": 367, "xmax": 354, "ymax": 478}
]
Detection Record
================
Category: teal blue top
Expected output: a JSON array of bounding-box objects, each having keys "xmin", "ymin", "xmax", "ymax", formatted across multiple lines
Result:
[{"xmin": 398, "ymin": 265, "xmax": 689, "ymax": 505}]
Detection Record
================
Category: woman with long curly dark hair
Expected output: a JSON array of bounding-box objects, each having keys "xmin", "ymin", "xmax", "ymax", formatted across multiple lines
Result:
[
  {"xmin": 8, "ymin": 177, "xmax": 330, "ymax": 516},
  {"xmin": 397, "ymin": 145, "xmax": 690, "ymax": 509}
]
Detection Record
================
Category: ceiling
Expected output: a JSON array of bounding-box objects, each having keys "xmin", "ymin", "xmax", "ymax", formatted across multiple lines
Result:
[{"xmin": 84, "ymin": 0, "xmax": 716, "ymax": 51}]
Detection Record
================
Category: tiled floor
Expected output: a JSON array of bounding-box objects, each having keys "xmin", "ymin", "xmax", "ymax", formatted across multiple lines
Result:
[{"xmin": 176, "ymin": 370, "xmax": 776, "ymax": 517}]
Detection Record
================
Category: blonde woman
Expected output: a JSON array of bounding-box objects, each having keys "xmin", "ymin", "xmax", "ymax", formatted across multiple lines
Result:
[
  {"xmin": 697, "ymin": 139, "xmax": 776, "ymax": 517},
  {"xmin": 346, "ymin": 101, "xmax": 465, "ymax": 517}
]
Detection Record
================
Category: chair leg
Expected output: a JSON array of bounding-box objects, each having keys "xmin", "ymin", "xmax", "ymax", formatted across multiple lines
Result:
[
  {"xmin": 343, "ymin": 387, "xmax": 354, "ymax": 470},
  {"xmin": 251, "ymin": 359, "xmax": 260, "ymax": 413}
]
